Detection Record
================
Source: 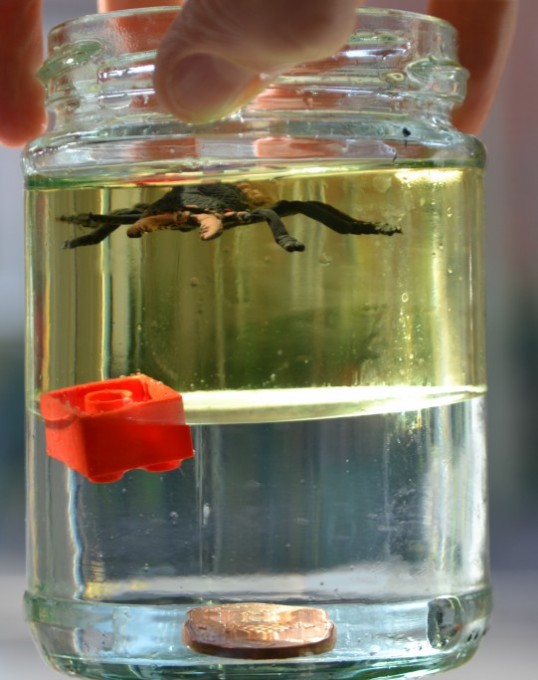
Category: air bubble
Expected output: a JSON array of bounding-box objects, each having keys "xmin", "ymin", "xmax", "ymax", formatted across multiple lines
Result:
[
  {"xmin": 427, "ymin": 596, "xmax": 464, "ymax": 650},
  {"xmin": 386, "ymin": 72, "xmax": 405, "ymax": 82}
]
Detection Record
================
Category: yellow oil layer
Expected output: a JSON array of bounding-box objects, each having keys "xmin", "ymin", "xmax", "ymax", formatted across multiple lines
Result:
[{"xmin": 26, "ymin": 166, "xmax": 485, "ymax": 423}]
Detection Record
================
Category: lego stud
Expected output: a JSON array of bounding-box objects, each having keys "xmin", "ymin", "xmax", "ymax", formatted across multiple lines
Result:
[{"xmin": 84, "ymin": 389, "xmax": 134, "ymax": 413}]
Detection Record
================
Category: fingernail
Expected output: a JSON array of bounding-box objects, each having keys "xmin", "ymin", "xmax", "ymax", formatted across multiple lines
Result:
[{"xmin": 159, "ymin": 53, "xmax": 262, "ymax": 123}]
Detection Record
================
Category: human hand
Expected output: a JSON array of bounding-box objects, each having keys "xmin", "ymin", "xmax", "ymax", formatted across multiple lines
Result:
[{"xmin": 0, "ymin": 0, "xmax": 517, "ymax": 147}]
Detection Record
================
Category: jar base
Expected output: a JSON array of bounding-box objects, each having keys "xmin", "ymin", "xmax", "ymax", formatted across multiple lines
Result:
[{"xmin": 25, "ymin": 589, "xmax": 491, "ymax": 680}]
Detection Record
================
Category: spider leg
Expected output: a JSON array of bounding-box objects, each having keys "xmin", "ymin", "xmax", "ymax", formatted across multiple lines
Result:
[
  {"xmin": 271, "ymin": 200, "xmax": 401, "ymax": 236},
  {"xmin": 126, "ymin": 211, "xmax": 195, "ymax": 238},
  {"xmin": 195, "ymin": 213, "xmax": 224, "ymax": 241},
  {"xmin": 63, "ymin": 223, "xmax": 125, "ymax": 248},
  {"xmin": 247, "ymin": 208, "xmax": 305, "ymax": 252},
  {"xmin": 61, "ymin": 210, "xmax": 144, "ymax": 249}
]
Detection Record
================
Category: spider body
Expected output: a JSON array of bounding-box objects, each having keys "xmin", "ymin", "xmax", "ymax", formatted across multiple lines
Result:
[{"xmin": 62, "ymin": 182, "xmax": 401, "ymax": 251}]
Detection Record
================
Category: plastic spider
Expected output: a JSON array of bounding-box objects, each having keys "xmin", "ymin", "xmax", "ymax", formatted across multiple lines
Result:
[{"xmin": 61, "ymin": 182, "xmax": 400, "ymax": 251}]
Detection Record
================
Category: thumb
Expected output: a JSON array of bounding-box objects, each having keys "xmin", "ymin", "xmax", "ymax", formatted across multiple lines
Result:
[{"xmin": 154, "ymin": 0, "xmax": 359, "ymax": 123}]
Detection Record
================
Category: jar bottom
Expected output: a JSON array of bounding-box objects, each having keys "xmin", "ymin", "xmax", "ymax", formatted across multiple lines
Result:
[{"xmin": 26, "ymin": 589, "xmax": 490, "ymax": 680}]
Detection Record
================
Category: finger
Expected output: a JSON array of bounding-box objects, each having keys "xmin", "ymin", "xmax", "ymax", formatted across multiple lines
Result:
[
  {"xmin": 0, "ymin": 0, "xmax": 46, "ymax": 147},
  {"xmin": 153, "ymin": 0, "xmax": 361, "ymax": 123},
  {"xmin": 428, "ymin": 0, "xmax": 518, "ymax": 134}
]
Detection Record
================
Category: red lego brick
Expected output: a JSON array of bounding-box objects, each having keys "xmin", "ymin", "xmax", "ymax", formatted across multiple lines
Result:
[{"xmin": 40, "ymin": 374, "xmax": 194, "ymax": 483}]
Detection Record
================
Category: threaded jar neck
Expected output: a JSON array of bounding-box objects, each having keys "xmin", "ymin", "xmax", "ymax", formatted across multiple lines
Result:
[{"xmin": 38, "ymin": 7, "xmax": 467, "ymax": 129}]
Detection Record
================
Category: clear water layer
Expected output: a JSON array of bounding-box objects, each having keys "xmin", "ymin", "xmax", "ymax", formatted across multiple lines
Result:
[{"xmin": 26, "ymin": 397, "xmax": 490, "ymax": 679}]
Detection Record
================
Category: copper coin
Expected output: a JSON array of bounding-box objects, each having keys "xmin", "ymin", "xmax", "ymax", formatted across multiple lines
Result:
[{"xmin": 183, "ymin": 602, "xmax": 336, "ymax": 659}]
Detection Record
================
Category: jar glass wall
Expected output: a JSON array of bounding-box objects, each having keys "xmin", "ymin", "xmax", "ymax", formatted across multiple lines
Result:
[{"xmin": 24, "ymin": 8, "xmax": 489, "ymax": 679}]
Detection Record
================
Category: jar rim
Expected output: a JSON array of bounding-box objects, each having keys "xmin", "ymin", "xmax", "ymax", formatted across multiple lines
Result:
[
  {"xmin": 47, "ymin": 6, "xmax": 457, "ymax": 49},
  {"xmin": 40, "ymin": 5, "xmax": 463, "ymax": 111},
  {"xmin": 49, "ymin": 5, "xmax": 456, "ymax": 36},
  {"xmin": 31, "ymin": 3, "xmax": 469, "ymax": 171}
]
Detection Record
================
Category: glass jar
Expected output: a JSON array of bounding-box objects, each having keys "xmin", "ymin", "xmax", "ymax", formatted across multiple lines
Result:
[{"xmin": 24, "ymin": 7, "xmax": 489, "ymax": 680}]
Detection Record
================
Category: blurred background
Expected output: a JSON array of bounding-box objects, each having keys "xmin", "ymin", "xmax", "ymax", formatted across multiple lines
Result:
[{"xmin": 1, "ymin": 1, "xmax": 537, "ymax": 678}]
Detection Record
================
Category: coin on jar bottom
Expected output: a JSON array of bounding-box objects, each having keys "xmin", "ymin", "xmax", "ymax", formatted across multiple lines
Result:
[{"xmin": 183, "ymin": 602, "xmax": 336, "ymax": 659}]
